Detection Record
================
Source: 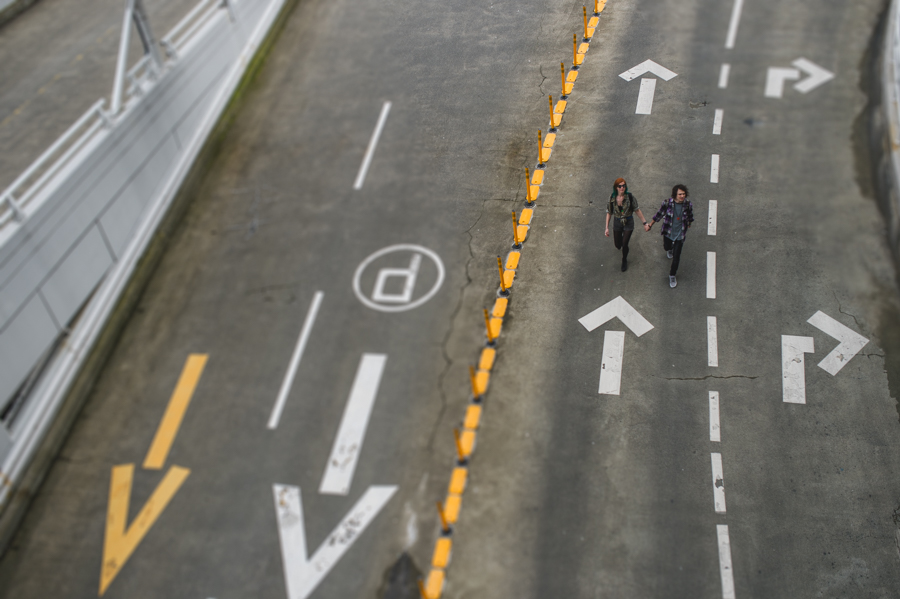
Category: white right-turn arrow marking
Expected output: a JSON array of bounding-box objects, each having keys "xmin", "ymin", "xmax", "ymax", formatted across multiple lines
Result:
[
  {"xmin": 765, "ymin": 67, "xmax": 800, "ymax": 98},
  {"xmin": 782, "ymin": 335, "xmax": 814, "ymax": 404},
  {"xmin": 807, "ymin": 311, "xmax": 868, "ymax": 375},
  {"xmin": 792, "ymin": 58, "xmax": 834, "ymax": 94}
]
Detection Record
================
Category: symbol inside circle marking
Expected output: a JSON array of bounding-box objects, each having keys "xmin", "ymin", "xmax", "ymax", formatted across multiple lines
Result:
[{"xmin": 353, "ymin": 244, "xmax": 445, "ymax": 312}]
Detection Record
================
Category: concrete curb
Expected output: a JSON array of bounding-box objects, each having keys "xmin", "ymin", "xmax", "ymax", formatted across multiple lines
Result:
[{"xmin": 0, "ymin": 0, "xmax": 301, "ymax": 560}]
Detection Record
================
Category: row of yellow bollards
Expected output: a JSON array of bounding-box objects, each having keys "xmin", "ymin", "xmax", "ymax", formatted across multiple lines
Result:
[{"xmin": 417, "ymin": 3, "xmax": 608, "ymax": 597}]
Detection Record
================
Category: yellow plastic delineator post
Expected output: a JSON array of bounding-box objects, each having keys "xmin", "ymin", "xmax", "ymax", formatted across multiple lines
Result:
[
  {"xmin": 482, "ymin": 309, "xmax": 495, "ymax": 344},
  {"xmin": 550, "ymin": 95, "xmax": 561, "ymax": 127},
  {"xmin": 574, "ymin": 34, "xmax": 584, "ymax": 66},
  {"xmin": 453, "ymin": 428, "xmax": 469, "ymax": 461},
  {"xmin": 469, "ymin": 365, "xmax": 481, "ymax": 399},
  {"xmin": 436, "ymin": 501, "xmax": 450, "ymax": 533},
  {"xmin": 525, "ymin": 167, "xmax": 532, "ymax": 203},
  {"xmin": 512, "ymin": 211, "xmax": 521, "ymax": 246},
  {"xmin": 497, "ymin": 256, "xmax": 508, "ymax": 294}
]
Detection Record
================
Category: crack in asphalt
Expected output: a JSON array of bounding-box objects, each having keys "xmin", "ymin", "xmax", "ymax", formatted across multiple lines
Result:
[
  {"xmin": 428, "ymin": 199, "xmax": 491, "ymax": 450},
  {"xmin": 833, "ymin": 290, "xmax": 866, "ymax": 331},
  {"xmin": 663, "ymin": 375, "xmax": 759, "ymax": 381}
]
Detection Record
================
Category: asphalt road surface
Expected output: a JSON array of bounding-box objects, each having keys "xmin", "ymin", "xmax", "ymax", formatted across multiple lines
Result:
[{"xmin": 0, "ymin": 0, "xmax": 899, "ymax": 598}]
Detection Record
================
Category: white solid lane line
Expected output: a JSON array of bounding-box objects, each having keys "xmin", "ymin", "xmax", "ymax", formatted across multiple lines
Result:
[
  {"xmin": 713, "ymin": 109, "xmax": 724, "ymax": 135},
  {"xmin": 635, "ymin": 78, "xmax": 657, "ymax": 115},
  {"xmin": 711, "ymin": 155, "xmax": 720, "ymax": 183},
  {"xmin": 724, "ymin": 0, "xmax": 745, "ymax": 49},
  {"xmin": 707, "ymin": 252, "xmax": 717, "ymax": 299},
  {"xmin": 708, "ymin": 317, "xmax": 719, "ymax": 367},
  {"xmin": 708, "ymin": 200, "xmax": 718, "ymax": 235},
  {"xmin": 718, "ymin": 64, "xmax": 731, "ymax": 89},
  {"xmin": 268, "ymin": 291, "xmax": 325, "ymax": 430},
  {"xmin": 717, "ymin": 525, "xmax": 737, "ymax": 599},
  {"xmin": 320, "ymin": 353, "xmax": 388, "ymax": 495},
  {"xmin": 598, "ymin": 330, "xmax": 626, "ymax": 395},
  {"xmin": 709, "ymin": 391, "xmax": 721, "ymax": 442},
  {"xmin": 353, "ymin": 101, "xmax": 392, "ymax": 190},
  {"xmin": 711, "ymin": 453, "xmax": 727, "ymax": 514}
]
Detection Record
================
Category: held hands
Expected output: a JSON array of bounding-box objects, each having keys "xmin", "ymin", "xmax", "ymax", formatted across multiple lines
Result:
[{"xmin": 643, "ymin": 222, "xmax": 651, "ymax": 232}]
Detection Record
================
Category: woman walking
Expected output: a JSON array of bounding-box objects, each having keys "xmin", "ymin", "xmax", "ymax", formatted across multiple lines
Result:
[
  {"xmin": 647, "ymin": 184, "xmax": 694, "ymax": 288},
  {"xmin": 605, "ymin": 178, "xmax": 650, "ymax": 272}
]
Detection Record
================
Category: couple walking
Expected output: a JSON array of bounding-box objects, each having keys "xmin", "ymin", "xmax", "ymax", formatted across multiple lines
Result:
[{"xmin": 604, "ymin": 177, "xmax": 693, "ymax": 288}]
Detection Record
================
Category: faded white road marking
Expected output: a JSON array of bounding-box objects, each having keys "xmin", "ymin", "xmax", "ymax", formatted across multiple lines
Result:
[
  {"xmin": 268, "ymin": 292, "xmax": 325, "ymax": 430},
  {"xmin": 320, "ymin": 354, "xmax": 387, "ymax": 495},
  {"xmin": 711, "ymin": 453, "xmax": 726, "ymax": 514},
  {"xmin": 709, "ymin": 391, "xmax": 721, "ymax": 442},
  {"xmin": 717, "ymin": 525, "xmax": 736, "ymax": 599},
  {"xmin": 781, "ymin": 335, "xmax": 814, "ymax": 404},
  {"xmin": 718, "ymin": 64, "xmax": 731, "ymax": 89},
  {"xmin": 598, "ymin": 331, "xmax": 626, "ymax": 395},
  {"xmin": 579, "ymin": 296, "xmax": 654, "ymax": 336},
  {"xmin": 765, "ymin": 67, "xmax": 800, "ymax": 98},
  {"xmin": 708, "ymin": 200, "xmax": 718, "ymax": 235},
  {"xmin": 711, "ymin": 155, "xmax": 720, "ymax": 183},
  {"xmin": 713, "ymin": 109, "xmax": 724, "ymax": 135},
  {"xmin": 353, "ymin": 101, "xmax": 392, "ymax": 190},
  {"xmin": 273, "ymin": 484, "xmax": 397, "ymax": 599},
  {"xmin": 635, "ymin": 78, "xmax": 657, "ymax": 115},
  {"xmin": 725, "ymin": 0, "xmax": 744, "ymax": 49},
  {"xmin": 707, "ymin": 252, "xmax": 717, "ymax": 299},
  {"xmin": 807, "ymin": 311, "xmax": 869, "ymax": 375},
  {"xmin": 708, "ymin": 317, "xmax": 719, "ymax": 367}
]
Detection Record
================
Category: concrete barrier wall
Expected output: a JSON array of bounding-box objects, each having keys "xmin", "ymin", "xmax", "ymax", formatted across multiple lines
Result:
[{"xmin": 0, "ymin": 0, "xmax": 286, "ymax": 510}]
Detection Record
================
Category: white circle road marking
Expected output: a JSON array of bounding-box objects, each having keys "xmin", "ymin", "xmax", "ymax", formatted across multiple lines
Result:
[{"xmin": 352, "ymin": 244, "xmax": 445, "ymax": 313}]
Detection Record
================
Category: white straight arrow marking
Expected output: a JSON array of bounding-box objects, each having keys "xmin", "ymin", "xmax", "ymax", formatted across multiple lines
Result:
[
  {"xmin": 579, "ymin": 296, "xmax": 654, "ymax": 336},
  {"xmin": 599, "ymin": 331, "xmax": 625, "ymax": 395},
  {"xmin": 792, "ymin": 58, "xmax": 834, "ymax": 94},
  {"xmin": 807, "ymin": 311, "xmax": 869, "ymax": 375},
  {"xmin": 635, "ymin": 78, "xmax": 657, "ymax": 114},
  {"xmin": 273, "ymin": 484, "xmax": 397, "ymax": 599},
  {"xmin": 619, "ymin": 60, "xmax": 678, "ymax": 82},
  {"xmin": 765, "ymin": 67, "xmax": 800, "ymax": 98},
  {"xmin": 782, "ymin": 335, "xmax": 814, "ymax": 404},
  {"xmin": 320, "ymin": 354, "xmax": 387, "ymax": 495}
]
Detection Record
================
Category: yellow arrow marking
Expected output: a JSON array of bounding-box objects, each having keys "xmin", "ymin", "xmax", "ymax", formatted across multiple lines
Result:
[
  {"xmin": 99, "ymin": 464, "xmax": 190, "ymax": 596},
  {"xmin": 143, "ymin": 354, "xmax": 207, "ymax": 470}
]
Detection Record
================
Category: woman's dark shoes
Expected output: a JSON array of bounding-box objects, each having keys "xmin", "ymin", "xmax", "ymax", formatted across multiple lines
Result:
[{"xmin": 621, "ymin": 257, "xmax": 628, "ymax": 272}]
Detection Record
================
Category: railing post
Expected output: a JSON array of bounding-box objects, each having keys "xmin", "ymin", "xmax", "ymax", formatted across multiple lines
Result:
[
  {"xmin": 3, "ymin": 195, "xmax": 25, "ymax": 222},
  {"xmin": 220, "ymin": 0, "xmax": 235, "ymax": 22},
  {"xmin": 110, "ymin": 0, "xmax": 135, "ymax": 116}
]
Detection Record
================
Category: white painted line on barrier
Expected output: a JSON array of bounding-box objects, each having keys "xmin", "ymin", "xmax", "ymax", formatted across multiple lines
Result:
[
  {"xmin": 708, "ymin": 200, "xmax": 718, "ymax": 235},
  {"xmin": 713, "ymin": 109, "xmax": 724, "ymax": 135},
  {"xmin": 725, "ymin": 0, "xmax": 745, "ymax": 49},
  {"xmin": 598, "ymin": 330, "xmax": 626, "ymax": 395},
  {"xmin": 717, "ymin": 525, "xmax": 737, "ymax": 599},
  {"xmin": 273, "ymin": 484, "xmax": 397, "ymax": 599},
  {"xmin": 709, "ymin": 391, "xmax": 721, "ymax": 442},
  {"xmin": 711, "ymin": 155, "xmax": 720, "ymax": 183},
  {"xmin": 782, "ymin": 335, "xmax": 814, "ymax": 404},
  {"xmin": 353, "ymin": 101, "xmax": 392, "ymax": 190},
  {"xmin": 708, "ymin": 317, "xmax": 719, "ymax": 367},
  {"xmin": 268, "ymin": 291, "xmax": 325, "ymax": 430},
  {"xmin": 707, "ymin": 252, "xmax": 717, "ymax": 299},
  {"xmin": 718, "ymin": 64, "xmax": 731, "ymax": 89},
  {"xmin": 636, "ymin": 78, "xmax": 657, "ymax": 115},
  {"xmin": 711, "ymin": 452, "xmax": 727, "ymax": 513},
  {"xmin": 319, "ymin": 354, "xmax": 387, "ymax": 495}
]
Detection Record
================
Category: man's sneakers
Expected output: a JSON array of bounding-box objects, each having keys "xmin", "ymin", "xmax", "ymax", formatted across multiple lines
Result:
[
  {"xmin": 667, "ymin": 250, "xmax": 673, "ymax": 259},
  {"xmin": 669, "ymin": 275, "xmax": 677, "ymax": 288}
]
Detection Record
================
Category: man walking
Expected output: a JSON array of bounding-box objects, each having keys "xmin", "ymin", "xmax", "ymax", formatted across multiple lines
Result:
[{"xmin": 647, "ymin": 184, "xmax": 694, "ymax": 288}]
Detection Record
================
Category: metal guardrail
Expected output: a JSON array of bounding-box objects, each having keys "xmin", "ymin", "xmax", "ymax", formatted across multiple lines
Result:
[{"xmin": 0, "ymin": 0, "xmax": 233, "ymax": 238}]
